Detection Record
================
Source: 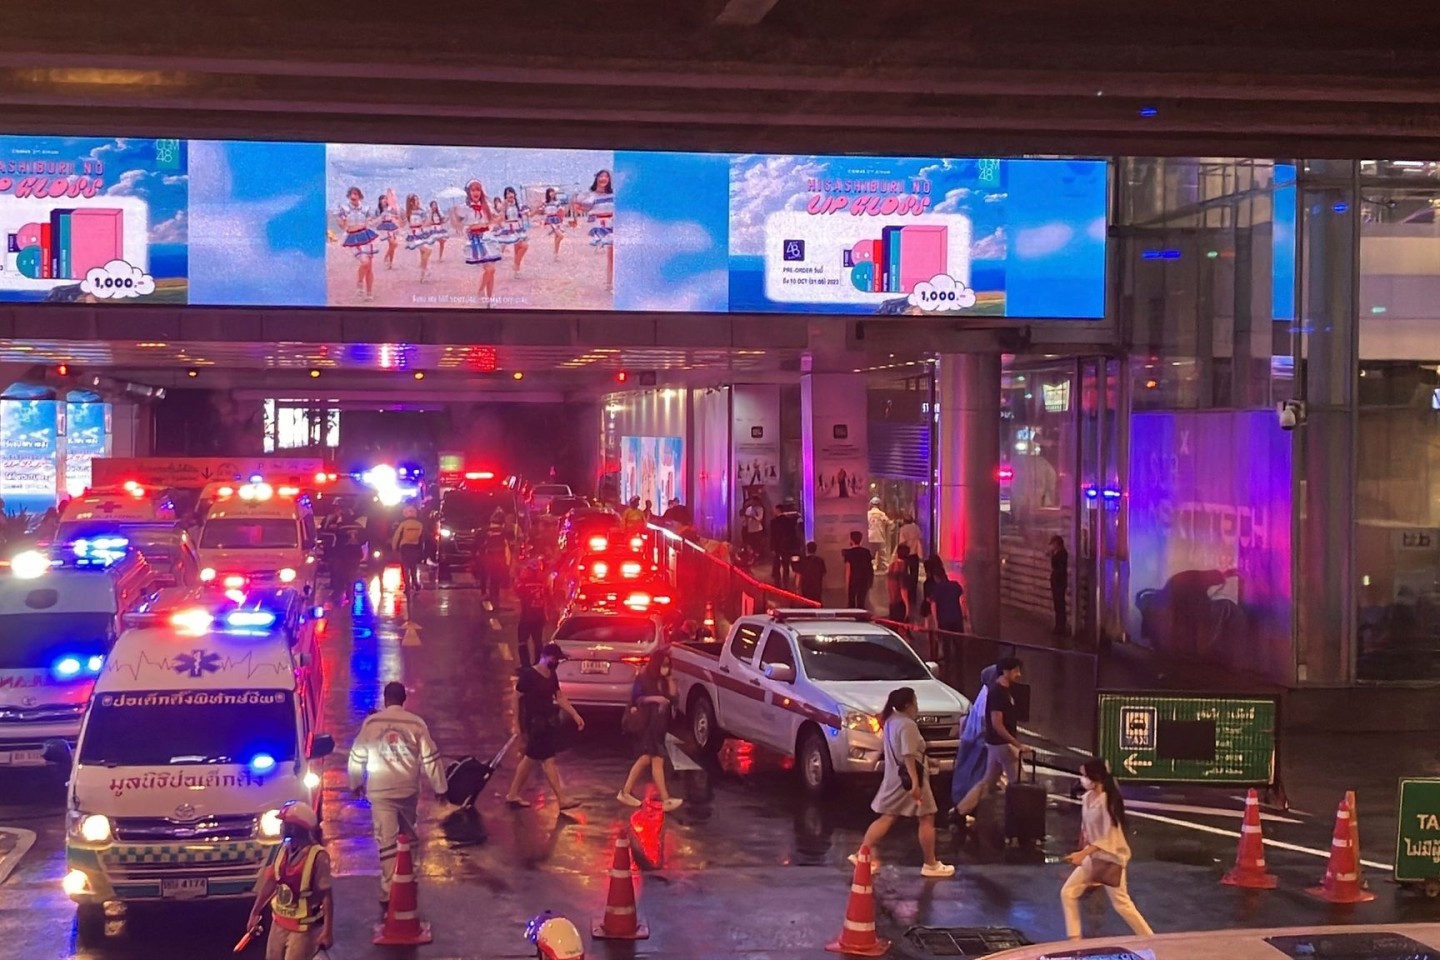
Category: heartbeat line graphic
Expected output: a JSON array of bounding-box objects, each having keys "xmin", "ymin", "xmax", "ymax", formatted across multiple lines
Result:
[{"xmin": 106, "ymin": 648, "xmax": 292, "ymax": 682}]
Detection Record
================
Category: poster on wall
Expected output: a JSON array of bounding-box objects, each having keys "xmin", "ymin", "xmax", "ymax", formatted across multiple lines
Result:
[
  {"xmin": 0, "ymin": 135, "xmax": 187, "ymax": 304},
  {"xmin": 1, "ymin": 399, "xmax": 59, "ymax": 513},
  {"xmin": 621, "ymin": 436, "xmax": 684, "ymax": 511},
  {"xmin": 64, "ymin": 399, "xmax": 110, "ymax": 498},
  {"xmin": 1126, "ymin": 411, "xmax": 1292, "ymax": 683},
  {"xmin": 728, "ymin": 154, "xmax": 1106, "ymax": 318},
  {"xmin": 804, "ymin": 378, "xmax": 870, "ymax": 568},
  {"xmin": 732, "ymin": 384, "xmax": 781, "ymax": 501}
]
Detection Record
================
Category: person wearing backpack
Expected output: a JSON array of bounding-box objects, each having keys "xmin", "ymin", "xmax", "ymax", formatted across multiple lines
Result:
[{"xmin": 852, "ymin": 686, "xmax": 954, "ymax": 878}]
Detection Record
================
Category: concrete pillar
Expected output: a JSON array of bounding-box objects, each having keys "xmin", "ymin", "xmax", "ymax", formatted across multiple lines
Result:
[
  {"xmin": 936, "ymin": 353, "xmax": 1002, "ymax": 638},
  {"xmin": 800, "ymin": 373, "xmax": 868, "ymax": 582}
]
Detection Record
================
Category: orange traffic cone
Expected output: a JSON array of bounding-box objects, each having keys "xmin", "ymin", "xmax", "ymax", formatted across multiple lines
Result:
[
  {"xmin": 826, "ymin": 845, "xmax": 889, "ymax": 957},
  {"xmin": 1221, "ymin": 788, "xmax": 1277, "ymax": 889},
  {"xmin": 593, "ymin": 830, "xmax": 650, "ymax": 940},
  {"xmin": 1308, "ymin": 796, "xmax": 1375, "ymax": 904},
  {"xmin": 373, "ymin": 833, "xmax": 434, "ymax": 945}
]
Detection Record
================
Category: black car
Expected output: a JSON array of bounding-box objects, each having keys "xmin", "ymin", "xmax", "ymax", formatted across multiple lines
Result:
[{"xmin": 437, "ymin": 485, "xmax": 517, "ymax": 579}]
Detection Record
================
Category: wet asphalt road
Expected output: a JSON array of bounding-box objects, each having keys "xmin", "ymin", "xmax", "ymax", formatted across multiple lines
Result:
[{"xmin": 3, "ymin": 573, "xmax": 1440, "ymax": 959}]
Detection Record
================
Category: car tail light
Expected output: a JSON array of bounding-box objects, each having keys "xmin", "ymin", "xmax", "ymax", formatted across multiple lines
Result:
[
  {"xmin": 620, "ymin": 656, "xmax": 650, "ymax": 666},
  {"xmin": 620, "ymin": 561, "xmax": 642, "ymax": 578},
  {"xmin": 223, "ymin": 574, "xmax": 248, "ymax": 589},
  {"xmin": 653, "ymin": 595, "xmax": 672, "ymax": 604},
  {"xmin": 623, "ymin": 592, "xmax": 652, "ymax": 611},
  {"xmin": 592, "ymin": 561, "xmax": 609, "ymax": 578},
  {"xmin": 630, "ymin": 536, "xmax": 644, "ymax": 550},
  {"xmin": 588, "ymin": 535, "xmax": 608, "ymax": 551}
]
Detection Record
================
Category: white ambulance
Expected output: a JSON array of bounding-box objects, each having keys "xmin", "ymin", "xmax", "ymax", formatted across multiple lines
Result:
[
  {"xmin": 58, "ymin": 589, "xmax": 332, "ymax": 927},
  {"xmin": 55, "ymin": 484, "xmax": 178, "ymax": 545},
  {"xmin": 197, "ymin": 483, "xmax": 318, "ymax": 592},
  {"xmin": 0, "ymin": 540, "xmax": 159, "ymax": 767}
]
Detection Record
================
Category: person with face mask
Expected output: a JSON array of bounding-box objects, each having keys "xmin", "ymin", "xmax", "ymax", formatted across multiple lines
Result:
[
  {"xmin": 616, "ymin": 650, "xmax": 683, "ymax": 810},
  {"xmin": 1060, "ymin": 758, "xmax": 1153, "ymax": 939},
  {"xmin": 246, "ymin": 801, "xmax": 333, "ymax": 959},
  {"xmin": 505, "ymin": 642, "xmax": 587, "ymax": 811}
]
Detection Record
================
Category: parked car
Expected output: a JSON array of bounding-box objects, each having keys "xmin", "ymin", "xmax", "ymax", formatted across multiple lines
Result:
[
  {"xmin": 670, "ymin": 608, "xmax": 969, "ymax": 795},
  {"xmin": 551, "ymin": 611, "xmax": 665, "ymax": 709},
  {"xmin": 528, "ymin": 483, "xmax": 574, "ymax": 517}
]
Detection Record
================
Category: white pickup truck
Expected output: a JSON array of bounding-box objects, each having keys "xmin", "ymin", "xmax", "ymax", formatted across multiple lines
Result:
[{"xmin": 671, "ymin": 609, "xmax": 970, "ymax": 795}]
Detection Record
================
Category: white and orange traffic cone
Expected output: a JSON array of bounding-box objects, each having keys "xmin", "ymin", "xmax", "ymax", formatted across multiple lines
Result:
[
  {"xmin": 1221, "ymin": 788, "xmax": 1277, "ymax": 889},
  {"xmin": 826, "ymin": 845, "xmax": 889, "ymax": 957},
  {"xmin": 593, "ymin": 830, "xmax": 650, "ymax": 940},
  {"xmin": 1308, "ymin": 795, "xmax": 1375, "ymax": 904},
  {"xmin": 373, "ymin": 833, "xmax": 434, "ymax": 944}
]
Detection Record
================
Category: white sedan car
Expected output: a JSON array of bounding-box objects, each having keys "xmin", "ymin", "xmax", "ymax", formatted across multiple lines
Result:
[{"xmin": 552, "ymin": 612, "xmax": 664, "ymax": 709}]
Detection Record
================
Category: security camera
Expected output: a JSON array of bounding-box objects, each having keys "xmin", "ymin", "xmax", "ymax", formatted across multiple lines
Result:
[{"xmin": 1277, "ymin": 399, "xmax": 1306, "ymax": 431}]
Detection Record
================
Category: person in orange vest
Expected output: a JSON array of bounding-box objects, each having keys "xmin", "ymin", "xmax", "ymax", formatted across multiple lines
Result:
[{"xmin": 246, "ymin": 800, "xmax": 334, "ymax": 959}]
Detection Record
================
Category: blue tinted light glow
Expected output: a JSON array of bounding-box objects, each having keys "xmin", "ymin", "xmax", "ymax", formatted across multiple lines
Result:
[
  {"xmin": 1139, "ymin": 106, "xmax": 1158, "ymax": 118},
  {"xmin": 53, "ymin": 656, "xmax": 82, "ymax": 678},
  {"xmin": 1333, "ymin": 202, "xmax": 1349, "ymax": 213},
  {"xmin": 225, "ymin": 610, "xmax": 278, "ymax": 630},
  {"xmin": 86, "ymin": 655, "xmax": 104, "ymax": 674},
  {"xmin": 249, "ymin": 753, "xmax": 277, "ymax": 774}
]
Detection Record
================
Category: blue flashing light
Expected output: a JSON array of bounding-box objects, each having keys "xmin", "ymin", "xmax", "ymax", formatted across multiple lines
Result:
[
  {"xmin": 249, "ymin": 474, "xmax": 264, "ymax": 483},
  {"xmin": 312, "ymin": 606, "xmax": 326, "ymax": 620},
  {"xmin": 1139, "ymin": 106, "xmax": 1158, "ymax": 118},
  {"xmin": 1141, "ymin": 249, "xmax": 1182, "ymax": 261},
  {"xmin": 70, "ymin": 536, "xmax": 129, "ymax": 568},
  {"xmin": 224, "ymin": 609, "xmax": 278, "ymax": 631},
  {"xmin": 1102, "ymin": 487, "xmax": 1123, "ymax": 500},
  {"xmin": 1084, "ymin": 486, "xmax": 1100, "ymax": 500},
  {"xmin": 86, "ymin": 655, "xmax": 104, "ymax": 673},
  {"xmin": 1333, "ymin": 202, "xmax": 1349, "ymax": 213},
  {"xmin": 249, "ymin": 753, "xmax": 277, "ymax": 774},
  {"xmin": 53, "ymin": 656, "xmax": 82, "ymax": 678}
]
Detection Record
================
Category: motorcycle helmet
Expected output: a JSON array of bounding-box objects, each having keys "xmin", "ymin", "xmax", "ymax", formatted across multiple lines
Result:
[{"xmin": 525, "ymin": 912, "xmax": 584, "ymax": 960}]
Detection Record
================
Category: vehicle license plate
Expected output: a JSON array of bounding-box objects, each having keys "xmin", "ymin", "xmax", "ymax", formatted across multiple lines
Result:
[
  {"xmin": 161, "ymin": 878, "xmax": 208, "ymax": 899},
  {"xmin": 580, "ymin": 660, "xmax": 611, "ymax": 675}
]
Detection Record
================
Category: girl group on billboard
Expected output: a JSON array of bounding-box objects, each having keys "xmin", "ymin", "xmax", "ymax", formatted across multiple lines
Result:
[{"xmin": 336, "ymin": 169, "xmax": 614, "ymax": 304}]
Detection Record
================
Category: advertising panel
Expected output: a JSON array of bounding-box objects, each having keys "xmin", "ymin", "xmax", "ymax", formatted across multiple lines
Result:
[
  {"xmin": 1, "ymin": 399, "xmax": 58, "ymax": 513},
  {"xmin": 1126, "ymin": 411, "xmax": 1293, "ymax": 684},
  {"xmin": 0, "ymin": 133, "xmax": 1109, "ymax": 318},
  {"xmin": 0, "ymin": 135, "xmax": 187, "ymax": 304},
  {"xmin": 64, "ymin": 399, "xmax": 110, "ymax": 498},
  {"xmin": 620, "ymin": 436, "xmax": 684, "ymax": 511}
]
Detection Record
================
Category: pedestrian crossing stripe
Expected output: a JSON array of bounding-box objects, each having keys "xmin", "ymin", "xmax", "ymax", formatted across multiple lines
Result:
[{"xmin": 101, "ymin": 841, "xmax": 271, "ymax": 865}]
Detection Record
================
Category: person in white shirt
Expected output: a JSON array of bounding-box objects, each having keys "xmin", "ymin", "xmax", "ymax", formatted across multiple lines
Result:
[
  {"xmin": 348, "ymin": 681, "xmax": 448, "ymax": 917},
  {"xmin": 867, "ymin": 498, "xmax": 891, "ymax": 572},
  {"xmin": 1060, "ymin": 758, "xmax": 1153, "ymax": 939}
]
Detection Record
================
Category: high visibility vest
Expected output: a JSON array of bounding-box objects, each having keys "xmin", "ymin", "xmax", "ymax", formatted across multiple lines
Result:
[{"xmin": 270, "ymin": 843, "xmax": 325, "ymax": 930}]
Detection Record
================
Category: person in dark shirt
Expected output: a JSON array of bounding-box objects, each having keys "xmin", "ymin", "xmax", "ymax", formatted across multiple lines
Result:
[
  {"xmin": 952, "ymin": 656, "xmax": 1032, "ymax": 821},
  {"xmin": 513, "ymin": 561, "xmax": 550, "ymax": 666},
  {"xmin": 770, "ymin": 502, "xmax": 803, "ymax": 585},
  {"xmin": 886, "ymin": 544, "xmax": 912, "ymax": 621},
  {"xmin": 903, "ymin": 545, "xmax": 922, "ymax": 624},
  {"xmin": 841, "ymin": 530, "xmax": 874, "ymax": 609},
  {"xmin": 1048, "ymin": 535, "xmax": 1069, "ymax": 635},
  {"xmin": 796, "ymin": 540, "xmax": 827, "ymax": 603},
  {"xmin": 924, "ymin": 556, "xmax": 965, "ymax": 633},
  {"xmin": 504, "ymin": 643, "xmax": 585, "ymax": 811}
]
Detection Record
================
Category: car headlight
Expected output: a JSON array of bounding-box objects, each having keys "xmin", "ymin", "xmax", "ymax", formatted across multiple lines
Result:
[
  {"xmin": 303, "ymin": 770, "xmax": 321, "ymax": 790},
  {"xmin": 842, "ymin": 709, "xmax": 882, "ymax": 736},
  {"xmin": 278, "ymin": 567, "xmax": 297, "ymax": 583},
  {"xmin": 440, "ymin": 527, "xmax": 453, "ymax": 539},
  {"xmin": 68, "ymin": 812, "xmax": 112, "ymax": 843},
  {"xmin": 259, "ymin": 809, "xmax": 283, "ymax": 838}
]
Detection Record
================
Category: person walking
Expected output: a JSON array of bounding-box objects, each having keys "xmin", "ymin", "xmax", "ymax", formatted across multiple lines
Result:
[
  {"xmin": 1048, "ymin": 535, "xmax": 1069, "ymax": 636},
  {"xmin": 477, "ymin": 509, "xmax": 513, "ymax": 602},
  {"xmin": 770, "ymin": 501, "xmax": 803, "ymax": 586},
  {"xmin": 922, "ymin": 555, "xmax": 966, "ymax": 659},
  {"xmin": 617, "ymin": 650, "xmax": 683, "ymax": 811},
  {"xmin": 347, "ymin": 682, "xmax": 448, "ymax": 920},
  {"xmin": 886, "ymin": 544, "xmax": 913, "ymax": 621},
  {"xmin": 246, "ymin": 801, "xmax": 333, "ymax": 960},
  {"xmin": 739, "ymin": 492, "xmax": 766, "ymax": 560},
  {"xmin": 866, "ymin": 498, "xmax": 890, "ymax": 572},
  {"xmin": 391, "ymin": 506, "xmax": 425, "ymax": 592},
  {"xmin": 842, "ymin": 530, "xmax": 874, "ymax": 609},
  {"xmin": 897, "ymin": 514, "xmax": 923, "ymax": 561},
  {"xmin": 949, "ymin": 662, "xmax": 1000, "ymax": 829},
  {"xmin": 514, "ymin": 560, "xmax": 551, "ymax": 666},
  {"xmin": 854, "ymin": 687, "xmax": 954, "ymax": 877},
  {"xmin": 1060, "ymin": 758, "xmax": 1154, "ymax": 940},
  {"xmin": 796, "ymin": 540, "xmax": 827, "ymax": 603},
  {"xmin": 504, "ymin": 642, "xmax": 586, "ymax": 812},
  {"xmin": 951, "ymin": 657, "xmax": 1032, "ymax": 822},
  {"xmin": 902, "ymin": 534, "xmax": 922, "ymax": 624}
]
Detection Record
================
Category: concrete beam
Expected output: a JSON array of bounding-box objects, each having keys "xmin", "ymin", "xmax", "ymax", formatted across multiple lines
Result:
[{"xmin": 712, "ymin": 0, "xmax": 783, "ymax": 26}]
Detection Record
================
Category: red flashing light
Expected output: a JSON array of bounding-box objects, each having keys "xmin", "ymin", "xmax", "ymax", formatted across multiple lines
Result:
[
  {"xmin": 587, "ymin": 535, "xmax": 609, "ymax": 551},
  {"xmin": 313, "ymin": 471, "xmax": 329, "ymax": 485},
  {"xmin": 217, "ymin": 486, "xmax": 235, "ymax": 498},
  {"xmin": 620, "ymin": 561, "xmax": 642, "ymax": 578},
  {"xmin": 277, "ymin": 486, "xmax": 300, "ymax": 497},
  {"xmin": 56, "ymin": 364, "xmax": 69, "ymax": 377},
  {"xmin": 592, "ymin": 561, "xmax": 610, "ymax": 579},
  {"xmin": 997, "ymin": 466, "xmax": 1015, "ymax": 482},
  {"xmin": 223, "ymin": 574, "xmax": 247, "ymax": 590},
  {"xmin": 464, "ymin": 471, "xmax": 495, "ymax": 481},
  {"xmin": 616, "ymin": 370, "xmax": 629, "ymax": 384}
]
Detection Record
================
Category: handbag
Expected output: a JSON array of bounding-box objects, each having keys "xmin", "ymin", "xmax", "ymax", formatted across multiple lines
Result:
[
  {"xmin": 621, "ymin": 704, "xmax": 645, "ymax": 735},
  {"xmin": 1085, "ymin": 856, "xmax": 1123, "ymax": 888}
]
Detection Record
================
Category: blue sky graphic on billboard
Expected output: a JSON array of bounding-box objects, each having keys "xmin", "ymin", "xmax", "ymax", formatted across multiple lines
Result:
[
  {"xmin": 1, "ymin": 399, "xmax": 58, "ymax": 514},
  {"xmin": 0, "ymin": 135, "xmax": 187, "ymax": 303},
  {"xmin": 0, "ymin": 134, "xmax": 1108, "ymax": 317},
  {"xmin": 728, "ymin": 154, "xmax": 1106, "ymax": 317}
]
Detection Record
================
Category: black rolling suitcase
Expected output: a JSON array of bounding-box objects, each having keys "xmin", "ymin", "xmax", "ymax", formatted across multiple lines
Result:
[
  {"xmin": 1004, "ymin": 752, "xmax": 1046, "ymax": 846},
  {"xmin": 440, "ymin": 735, "xmax": 516, "ymax": 847}
]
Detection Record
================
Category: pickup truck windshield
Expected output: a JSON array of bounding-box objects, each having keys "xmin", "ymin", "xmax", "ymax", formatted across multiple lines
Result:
[
  {"xmin": 795, "ymin": 632, "xmax": 930, "ymax": 682},
  {"xmin": 200, "ymin": 519, "xmax": 298, "ymax": 549},
  {"xmin": 0, "ymin": 613, "xmax": 114, "ymax": 669},
  {"xmin": 80, "ymin": 689, "xmax": 297, "ymax": 766}
]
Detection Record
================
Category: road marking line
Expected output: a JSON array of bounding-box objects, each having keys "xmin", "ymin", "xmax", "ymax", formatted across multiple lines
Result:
[
  {"xmin": 0, "ymin": 828, "xmax": 36, "ymax": 884},
  {"xmin": 1049, "ymin": 794, "xmax": 1392, "ymax": 871},
  {"xmin": 1125, "ymin": 799, "xmax": 1302, "ymax": 825}
]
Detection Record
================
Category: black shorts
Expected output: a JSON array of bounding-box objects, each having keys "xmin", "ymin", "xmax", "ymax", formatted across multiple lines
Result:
[{"xmin": 523, "ymin": 719, "xmax": 558, "ymax": 761}]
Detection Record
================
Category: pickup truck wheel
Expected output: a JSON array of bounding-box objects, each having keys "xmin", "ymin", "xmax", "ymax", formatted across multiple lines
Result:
[
  {"xmin": 690, "ymin": 692, "xmax": 723, "ymax": 756},
  {"xmin": 798, "ymin": 728, "xmax": 834, "ymax": 797},
  {"xmin": 76, "ymin": 904, "xmax": 106, "ymax": 945}
]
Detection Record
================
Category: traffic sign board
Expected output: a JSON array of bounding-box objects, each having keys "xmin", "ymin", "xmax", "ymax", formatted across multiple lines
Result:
[
  {"xmin": 1096, "ymin": 692, "xmax": 1277, "ymax": 786},
  {"xmin": 1395, "ymin": 778, "xmax": 1440, "ymax": 884}
]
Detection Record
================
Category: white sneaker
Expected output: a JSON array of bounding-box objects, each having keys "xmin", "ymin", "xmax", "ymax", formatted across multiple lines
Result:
[
  {"xmin": 616, "ymin": 791, "xmax": 642, "ymax": 808},
  {"xmin": 920, "ymin": 861, "xmax": 956, "ymax": 878},
  {"xmin": 661, "ymin": 798, "xmax": 683, "ymax": 812},
  {"xmin": 847, "ymin": 853, "xmax": 881, "ymax": 869}
]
